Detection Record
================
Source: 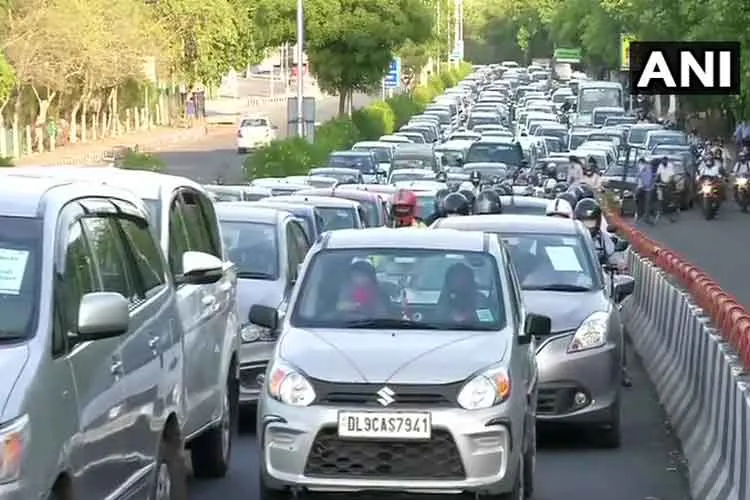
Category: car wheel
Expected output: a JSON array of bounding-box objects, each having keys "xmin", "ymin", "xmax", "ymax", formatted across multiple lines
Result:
[
  {"xmin": 153, "ymin": 429, "xmax": 189, "ymax": 500},
  {"xmin": 595, "ymin": 399, "xmax": 622, "ymax": 448},
  {"xmin": 237, "ymin": 148, "xmax": 246, "ymax": 154},
  {"xmin": 191, "ymin": 374, "xmax": 238, "ymax": 478}
]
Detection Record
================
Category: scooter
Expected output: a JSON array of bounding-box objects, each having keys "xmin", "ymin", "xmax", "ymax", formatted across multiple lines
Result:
[
  {"xmin": 698, "ymin": 177, "xmax": 722, "ymax": 220},
  {"xmin": 734, "ymin": 174, "xmax": 750, "ymax": 212}
]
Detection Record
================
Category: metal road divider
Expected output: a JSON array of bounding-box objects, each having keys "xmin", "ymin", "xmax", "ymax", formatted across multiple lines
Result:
[{"xmin": 605, "ymin": 207, "xmax": 750, "ymax": 500}]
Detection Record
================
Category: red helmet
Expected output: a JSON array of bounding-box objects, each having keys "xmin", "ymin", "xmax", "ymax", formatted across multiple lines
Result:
[{"xmin": 392, "ymin": 189, "xmax": 417, "ymax": 218}]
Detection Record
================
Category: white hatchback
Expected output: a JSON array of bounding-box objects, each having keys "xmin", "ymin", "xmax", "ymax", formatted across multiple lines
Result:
[{"xmin": 237, "ymin": 115, "xmax": 275, "ymax": 153}]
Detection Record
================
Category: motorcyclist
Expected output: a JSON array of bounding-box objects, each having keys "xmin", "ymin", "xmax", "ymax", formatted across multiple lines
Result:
[
  {"xmin": 469, "ymin": 170, "xmax": 481, "ymax": 189},
  {"xmin": 581, "ymin": 157, "xmax": 602, "ymax": 190},
  {"xmin": 574, "ymin": 198, "xmax": 619, "ymax": 267},
  {"xmin": 698, "ymin": 152, "xmax": 726, "ymax": 201},
  {"xmin": 567, "ymin": 155, "xmax": 584, "ymax": 184},
  {"xmin": 655, "ymin": 155, "xmax": 677, "ymax": 210},
  {"xmin": 441, "ymin": 191, "xmax": 471, "ymax": 217},
  {"xmin": 391, "ymin": 189, "xmax": 426, "ymax": 227},
  {"xmin": 424, "ymin": 188, "xmax": 451, "ymax": 225},
  {"xmin": 545, "ymin": 198, "xmax": 574, "ymax": 218},
  {"xmin": 733, "ymin": 151, "xmax": 750, "ymax": 176},
  {"xmin": 474, "ymin": 189, "xmax": 503, "ymax": 214}
]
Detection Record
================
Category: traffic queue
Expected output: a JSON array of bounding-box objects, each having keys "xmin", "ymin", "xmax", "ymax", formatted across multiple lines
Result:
[{"xmin": 0, "ymin": 62, "xmax": 694, "ymax": 500}]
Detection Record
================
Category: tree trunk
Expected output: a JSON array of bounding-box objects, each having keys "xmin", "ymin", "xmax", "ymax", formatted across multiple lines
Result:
[
  {"xmin": 70, "ymin": 99, "xmax": 82, "ymax": 144},
  {"xmin": 12, "ymin": 89, "xmax": 22, "ymax": 158},
  {"xmin": 31, "ymin": 87, "xmax": 56, "ymax": 152},
  {"xmin": 338, "ymin": 91, "xmax": 346, "ymax": 116}
]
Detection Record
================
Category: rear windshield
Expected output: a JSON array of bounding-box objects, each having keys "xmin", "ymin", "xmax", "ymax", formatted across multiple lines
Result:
[
  {"xmin": 318, "ymin": 207, "xmax": 358, "ymax": 230},
  {"xmin": 220, "ymin": 221, "xmax": 278, "ymax": 280},
  {"xmin": 466, "ymin": 143, "xmax": 523, "ymax": 166},
  {"xmin": 328, "ymin": 155, "xmax": 376, "ymax": 173},
  {"xmin": 241, "ymin": 118, "xmax": 268, "ymax": 127}
]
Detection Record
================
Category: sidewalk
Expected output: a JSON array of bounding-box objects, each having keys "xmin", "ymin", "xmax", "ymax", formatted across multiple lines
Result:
[{"xmin": 15, "ymin": 126, "xmax": 209, "ymax": 166}]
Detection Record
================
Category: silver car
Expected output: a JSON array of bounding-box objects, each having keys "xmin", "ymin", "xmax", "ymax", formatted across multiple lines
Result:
[
  {"xmin": 435, "ymin": 215, "xmax": 635, "ymax": 447},
  {"xmin": 251, "ymin": 228, "xmax": 550, "ymax": 500}
]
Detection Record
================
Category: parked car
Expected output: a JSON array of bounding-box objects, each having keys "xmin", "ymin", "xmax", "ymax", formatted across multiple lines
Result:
[
  {"xmin": 237, "ymin": 115, "xmax": 276, "ymax": 153},
  {"xmin": 5, "ymin": 166, "xmax": 241, "ymax": 477},
  {"xmin": 216, "ymin": 204, "xmax": 311, "ymax": 408},
  {"xmin": 0, "ymin": 175, "xmax": 227, "ymax": 499},
  {"xmin": 250, "ymin": 228, "xmax": 547, "ymax": 499},
  {"xmin": 434, "ymin": 215, "xmax": 635, "ymax": 446}
]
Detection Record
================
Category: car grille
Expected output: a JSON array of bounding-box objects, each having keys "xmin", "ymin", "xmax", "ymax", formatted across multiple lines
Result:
[
  {"xmin": 537, "ymin": 383, "xmax": 586, "ymax": 415},
  {"xmin": 304, "ymin": 427, "xmax": 466, "ymax": 479},
  {"xmin": 239, "ymin": 362, "xmax": 267, "ymax": 392},
  {"xmin": 310, "ymin": 379, "xmax": 461, "ymax": 408}
]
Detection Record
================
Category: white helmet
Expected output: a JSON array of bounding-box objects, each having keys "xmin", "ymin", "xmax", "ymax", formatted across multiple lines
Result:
[{"xmin": 545, "ymin": 198, "xmax": 573, "ymax": 218}]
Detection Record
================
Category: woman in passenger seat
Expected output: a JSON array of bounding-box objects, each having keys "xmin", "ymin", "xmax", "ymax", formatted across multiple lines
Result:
[
  {"xmin": 338, "ymin": 260, "xmax": 389, "ymax": 316},
  {"xmin": 439, "ymin": 263, "xmax": 484, "ymax": 323}
]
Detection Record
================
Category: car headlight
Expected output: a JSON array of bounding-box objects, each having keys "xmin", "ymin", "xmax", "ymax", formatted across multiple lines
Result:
[
  {"xmin": 240, "ymin": 323, "xmax": 275, "ymax": 343},
  {"xmin": 267, "ymin": 363, "xmax": 316, "ymax": 406},
  {"xmin": 568, "ymin": 311, "xmax": 609, "ymax": 353},
  {"xmin": 457, "ymin": 366, "xmax": 511, "ymax": 410},
  {"xmin": 0, "ymin": 414, "xmax": 29, "ymax": 483}
]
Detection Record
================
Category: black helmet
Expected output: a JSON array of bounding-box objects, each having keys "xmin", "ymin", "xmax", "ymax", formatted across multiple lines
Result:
[
  {"xmin": 576, "ymin": 184, "xmax": 595, "ymax": 200},
  {"xmin": 458, "ymin": 188, "xmax": 476, "ymax": 208},
  {"xmin": 469, "ymin": 170, "xmax": 481, "ymax": 184},
  {"xmin": 435, "ymin": 171, "xmax": 447, "ymax": 182},
  {"xmin": 574, "ymin": 198, "xmax": 603, "ymax": 232},
  {"xmin": 443, "ymin": 192, "xmax": 470, "ymax": 215},
  {"xmin": 475, "ymin": 189, "xmax": 503, "ymax": 214},
  {"xmin": 557, "ymin": 191, "xmax": 578, "ymax": 209},
  {"xmin": 434, "ymin": 188, "xmax": 450, "ymax": 214},
  {"xmin": 554, "ymin": 181, "xmax": 569, "ymax": 193}
]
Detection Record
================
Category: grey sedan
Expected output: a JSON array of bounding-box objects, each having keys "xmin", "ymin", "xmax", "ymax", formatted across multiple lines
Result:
[{"xmin": 434, "ymin": 215, "xmax": 635, "ymax": 447}]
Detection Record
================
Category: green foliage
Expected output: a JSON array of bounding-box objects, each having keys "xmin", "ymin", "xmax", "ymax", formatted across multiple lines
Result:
[
  {"xmin": 118, "ymin": 151, "xmax": 166, "ymax": 171},
  {"xmin": 0, "ymin": 54, "xmax": 16, "ymax": 107},
  {"xmin": 244, "ymin": 65, "xmax": 470, "ymax": 180},
  {"xmin": 0, "ymin": 157, "xmax": 15, "ymax": 167}
]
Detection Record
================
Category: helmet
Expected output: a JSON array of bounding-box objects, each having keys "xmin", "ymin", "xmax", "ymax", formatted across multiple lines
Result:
[
  {"xmin": 574, "ymin": 198, "xmax": 603, "ymax": 233},
  {"xmin": 587, "ymin": 156, "xmax": 597, "ymax": 170},
  {"xmin": 576, "ymin": 184, "xmax": 595, "ymax": 200},
  {"xmin": 545, "ymin": 198, "xmax": 573, "ymax": 218},
  {"xmin": 554, "ymin": 181, "xmax": 569, "ymax": 194},
  {"xmin": 458, "ymin": 188, "xmax": 476, "ymax": 208},
  {"xmin": 557, "ymin": 191, "xmax": 578, "ymax": 209},
  {"xmin": 713, "ymin": 148, "xmax": 723, "ymax": 160},
  {"xmin": 434, "ymin": 188, "xmax": 450, "ymax": 214},
  {"xmin": 392, "ymin": 189, "xmax": 417, "ymax": 219},
  {"xmin": 569, "ymin": 155, "xmax": 579, "ymax": 164},
  {"xmin": 474, "ymin": 189, "xmax": 503, "ymax": 214},
  {"xmin": 443, "ymin": 192, "xmax": 470, "ymax": 216},
  {"xmin": 469, "ymin": 170, "xmax": 481, "ymax": 185},
  {"xmin": 435, "ymin": 171, "xmax": 447, "ymax": 182}
]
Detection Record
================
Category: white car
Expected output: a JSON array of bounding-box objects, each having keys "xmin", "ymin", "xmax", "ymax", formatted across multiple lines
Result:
[{"xmin": 237, "ymin": 115, "xmax": 275, "ymax": 153}]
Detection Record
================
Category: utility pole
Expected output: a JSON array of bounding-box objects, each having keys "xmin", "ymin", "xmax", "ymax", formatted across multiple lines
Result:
[{"xmin": 296, "ymin": 0, "xmax": 304, "ymax": 137}]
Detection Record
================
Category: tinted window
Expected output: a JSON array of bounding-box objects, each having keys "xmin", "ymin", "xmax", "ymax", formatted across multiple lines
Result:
[
  {"xmin": 82, "ymin": 217, "xmax": 139, "ymax": 303},
  {"xmin": 179, "ymin": 190, "xmax": 216, "ymax": 255},
  {"xmin": 0, "ymin": 217, "xmax": 42, "ymax": 339},
  {"xmin": 328, "ymin": 155, "xmax": 377, "ymax": 173},
  {"xmin": 501, "ymin": 204, "xmax": 547, "ymax": 215},
  {"xmin": 415, "ymin": 194, "xmax": 436, "ymax": 220},
  {"xmin": 391, "ymin": 158, "xmax": 433, "ymax": 170},
  {"xmin": 167, "ymin": 200, "xmax": 190, "ymax": 276},
  {"xmin": 569, "ymin": 134, "xmax": 588, "ymax": 150},
  {"xmin": 221, "ymin": 221, "xmax": 278, "ymax": 280},
  {"xmin": 142, "ymin": 198, "xmax": 162, "ymax": 235},
  {"xmin": 578, "ymin": 88, "xmax": 622, "ymax": 113},
  {"xmin": 118, "ymin": 218, "xmax": 167, "ymax": 298},
  {"xmin": 60, "ymin": 221, "xmax": 96, "ymax": 334},
  {"xmin": 468, "ymin": 115, "xmax": 500, "ymax": 128},
  {"xmin": 466, "ymin": 143, "xmax": 523, "ymax": 166},
  {"xmin": 318, "ymin": 207, "xmax": 357, "ymax": 230},
  {"xmin": 352, "ymin": 146, "xmax": 391, "ymax": 163},
  {"xmin": 647, "ymin": 133, "xmax": 687, "ymax": 148},
  {"xmin": 628, "ymin": 127, "xmax": 659, "ymax": 145},
  {"xmin": 291, "ymin": 249, "xmax": 507, "ymax": 330},
  {"xmin": 539, "ymin": 128, "xmax": 568, "ymax": 144},
  {"xmin": 241, "ymin": 118, "xmax": 268, "ymax": 127}
]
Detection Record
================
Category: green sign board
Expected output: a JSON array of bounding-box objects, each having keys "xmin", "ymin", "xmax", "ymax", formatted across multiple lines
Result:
[{"xmin": 553, "ymin": 48, "xmax": 582, "ymax": 63}]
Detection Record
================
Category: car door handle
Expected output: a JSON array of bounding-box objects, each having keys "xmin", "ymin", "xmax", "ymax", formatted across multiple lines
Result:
[
  {"xmin": 202, "ymin": 295, "xmax": 216, "ymax": 307},
  {"xmin": 110, "ymin": 360, "xmax": 123, "ymax": 375}
]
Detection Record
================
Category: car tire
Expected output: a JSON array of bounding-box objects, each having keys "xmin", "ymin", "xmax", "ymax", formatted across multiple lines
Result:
[
  {"xmin": 153, "ymin": 429, "xmax": 189, "ymax": 500},
  {"xmin": 238, "ymin": 148, "xmax": 246, "ymax": 154},
  {"xmin": 191, "ymin": 374, "xmax": 238, "ymax": 478},
  {"xmin": 595, "ymin": 400, "xmax": 622, "ymax": 448}
]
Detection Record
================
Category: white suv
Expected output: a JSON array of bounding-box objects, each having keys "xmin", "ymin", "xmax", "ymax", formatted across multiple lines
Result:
[{"xmin": 237, "ymin": 115, "xmax": 276, "ymax": 153}]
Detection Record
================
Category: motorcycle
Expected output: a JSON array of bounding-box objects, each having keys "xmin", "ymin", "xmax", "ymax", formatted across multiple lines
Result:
[
  {"xmin": 734, "ymin": 174, "xmax": 750, "ymax": 212},
  {"xmin": 698, "ymin": 177, "xmax": 722, "ymax": 220},
  {"xmin": 654, "ymin": 181, "xmax": 680, "ymax": 223}
]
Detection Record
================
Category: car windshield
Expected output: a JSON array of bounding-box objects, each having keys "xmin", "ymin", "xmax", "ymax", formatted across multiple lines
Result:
[
  {"xmin": 593, "ymin": 110, "xmax": 622, "ymax": 126},
  {"xmin": 569, "ymin": 134, "xmax": 588, "ymax": 150},
  {"xmin": 648, "ymin": 134, "xmax": 687, "ymax": 147},
  {"xmin": 468, "ymin": 115, "xmax": 500, "ymax": 128},
  {"xmin": 392, "ymin": 158, "xmax": 433, "ymax": 170},
  {"xmin": 578, "ymin": 88, "xmax": 622, "ymax": 113},
  {"xmin": 539, "ymin": 128, "xmax": 567, "ymax": 143},
  {"xmin": 466, "ymin": 143, "xmax": 522, "ymax": 166},
  {"xmin": 628, "ymin": 127, "xmax": 658, "ymax": 145},
  {"xmin": 241, "ymin": 118, "xmax": 268, "ymax": 127},
  {"xmin": 318, "ymin": 207, "xmax": 357, "ymax": 230},
  {"xmin": 207, "ymin": 189, "xmax": 243, "ymax": 202},
  {"xmin": 0, "ymin": 217, "xmax": 42, "ymax": 339},
  {"xmin": 500, "ymin": 233, "xmax": 600, "ymax": 290},
  {"xmin": 544, "ymin": 138, "xmax": 562, "ymax": 152},
  {"xmin": 291, "ymin": 249, "xmax": 507, "ymax": 330},
  {"xmin": 436, "ymin": 149, "xmax": 465, "ymax": 167},
  {"xmin": 220, "ymin": 221, "xmax": 278, "ymax": 280},
  {"xmin": 352, "ymin": 146, "xmax": 391, "ymax": 163},
  {"xmin": 390, "ymin": 172, "xmax": 431, "ymax": 183},
  {"xmin": 328, "ymin": 155, "xmax": 376, "ymax": 173}
]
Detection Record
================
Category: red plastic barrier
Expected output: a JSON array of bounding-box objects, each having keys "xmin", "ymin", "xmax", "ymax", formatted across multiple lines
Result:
[{"xmin": 604, "ymin": 206, "xmax": 750, "ymax": 370}]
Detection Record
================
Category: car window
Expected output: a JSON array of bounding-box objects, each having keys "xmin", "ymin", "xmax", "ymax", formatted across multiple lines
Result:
[
  {"xmin": 118, "ymin": 217, "xmax": 167, "ymax": 298},
  {"xmin": 241, "ymin": 118, "xmax": 268, "ymax": 127},
  {"xmin": 60, "ymin": 221, "xmax": 97, "ymax": 334},
  {"xmin": 221, "ymin": 221, "xmax": 278, "ymax": 280},
  {"xmin": 291, "ymin": 249, "xmax": 507, "ymax": 330},
  {"xmin": 285, "ymin": 221, "xmax": 306, "ymax": 283},
  {"xmin": 503, "ymin": 248, "xmax": 522, "ymax": 326},
  {"xmin": 81, "ymin": 217, "xmax": 139, "ymax": 304},
  {"xmin": 178, "ymin": 190, "xmax": 214, "ymax": 255},
  {"xmin": 290, "ymin": 220, "xmax": 311, "ymax": 254},
  {"xmin": 168, "ymin": 198, "xmax": 191, "ymax": 276},
  {"xmin": 318, "ymin": 207, "xmax": 357, "ymax": 231},
  {"xmin": 197, "ymin": 193, "xmax": 222, "ymax": 258}
]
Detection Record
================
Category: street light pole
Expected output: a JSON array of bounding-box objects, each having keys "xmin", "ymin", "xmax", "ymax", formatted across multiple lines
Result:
[{"xmin": 296, "ymin": 0, "xmax": 305, "ymax": 137}]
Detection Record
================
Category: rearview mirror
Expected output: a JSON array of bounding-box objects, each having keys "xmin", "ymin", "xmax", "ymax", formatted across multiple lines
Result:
[
  {"xmin": 76, "ymin": 292, "xmax": 129, "ymax": 341},
  {"xmin": 523, "ymin": 313, "xmax": 551, "ymax": 343},
  {"xmin": 180, "ymin": 251, "xmax": 224, "ymax": 285},
  {"xmin": 613, "ymin": 274, "xmax": 635, "ymax": 303},
  {"xmin": 249, "ymin": 304, "xmax": 279, "ymax": 330}
]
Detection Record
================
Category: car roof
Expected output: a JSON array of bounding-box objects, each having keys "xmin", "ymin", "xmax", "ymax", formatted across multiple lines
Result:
[
  {"xmin": 249, "ymin": 200, "xmax": 317, "ymax": 214},
  {"xmin": 647, "ymin": 129, "xmax": 683, "ymax": 135},
  {"xmin": 498, "ymin": 196, "xmax": 548, "ymax": 207},
  {"xmin": 311, "ymin": 167, "xmax": 360, "ymax": 174},
  {"xmin": 7, "ymin": 166, "xmax": 202, "ymax": 201},
  {"xmin": 323, "ymin": 227, "xmax": 487, "ymax": 251},
  {"xmin": 214, "ymin": 203, "xmax": 289, "ymax": 223},
  {"xmin": 276, "ymin": 195, "xmax": 361, "ymax": 208},
  {"xmin": 330, "ymin": 151, "xmax": 371, "ymax": 156},
  {"xmin": 296, "ymin": 188, "xmax": 381, "ymax": 201},
  {"xmin": 435, "ymin": 214, "xmax": 581, "ymax": 234},
  {"xmin": 436, "ymin": 140, "xmax": 475, "ymax": 150},
  {"xmin": 630, "ymin": 123, "xmax": 662, "ymax": 130},
  {"xmin": 475, "ymin": 137, "xmax": 515, "ymax": 144},
  {"xmin": 353, "ymin": 141, "xmax": 393, "ymax": 148}
]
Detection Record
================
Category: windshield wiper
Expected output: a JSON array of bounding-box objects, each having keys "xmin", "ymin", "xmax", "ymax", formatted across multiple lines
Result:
[
  {"xmin": 524, "ymin": 284, "xmax": 593, "ymax": 292},
  {"xmin": 343, "ymin": 318, "xmax": 438, "ymax": 329},
  {"xmin": 236, "ymin": 271, "xmax": 274, "ymax": 280}
]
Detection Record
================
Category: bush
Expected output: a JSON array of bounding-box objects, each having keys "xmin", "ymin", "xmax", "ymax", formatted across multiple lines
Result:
[
  {"xmin": 118, "ymin": 151, "xmax": 165, "ymax": 171},
  {"xmin": 245, "ymin": 64, "xmax": 473, "ymax": 180},
  {"xmin": 0, "ymin": 157, "xmax": 14, "ymax": 167}
]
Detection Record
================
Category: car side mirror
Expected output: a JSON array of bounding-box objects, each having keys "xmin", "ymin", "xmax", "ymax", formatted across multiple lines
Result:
[
  {"xmin": 179, "ymin": 251, "xmax": 224, "ymax": 285},
  {"xmin": 522, "ymin": 313, "xmax": 551, "ymax": 343},
  {"xmin": 613, "ymin": 274, "xmax": 635, "ymax": 303},
  {"xmin": 249, "ymin": 304, "xmax": 279, "ymax": 330},
  {"xmin": 76, "ymin": 292, "xmax": 129, "ymax": 341}
]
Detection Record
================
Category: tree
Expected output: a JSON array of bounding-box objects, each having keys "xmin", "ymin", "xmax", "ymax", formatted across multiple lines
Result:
[{"xmin": 0, "ymin": 54, "xmax": 16, "ymax": 126}]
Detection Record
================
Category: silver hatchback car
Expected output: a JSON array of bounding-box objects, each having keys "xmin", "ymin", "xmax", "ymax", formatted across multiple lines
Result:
[{"xmin": 251, "ymin": 228, "xmax": 550, "ymax": 500}]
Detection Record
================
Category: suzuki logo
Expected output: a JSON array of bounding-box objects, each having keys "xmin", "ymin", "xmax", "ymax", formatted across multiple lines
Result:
[{"xmin": 376, "ymin": 386, "xmax": 395, "ymax": 407}]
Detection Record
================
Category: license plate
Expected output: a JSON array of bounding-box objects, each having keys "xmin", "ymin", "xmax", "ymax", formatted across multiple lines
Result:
[{"xmin": 337, "ymin": 411, "xmax": 431, "ymax": 439}]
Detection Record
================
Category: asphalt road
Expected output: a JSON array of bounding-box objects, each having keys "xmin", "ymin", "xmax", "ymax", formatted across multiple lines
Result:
[
  {"xmin": 637, "ymin": 202, "xmax": 750, "ymax": 307},
  {"xmin": 162, "ymin": 94, "xmax": 368, "ymax": 184}
]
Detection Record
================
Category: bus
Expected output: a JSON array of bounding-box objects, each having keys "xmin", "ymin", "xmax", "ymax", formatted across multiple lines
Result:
[{"xmin": 574, "ymin": 81, "xmax": 624, "ymax": 126}]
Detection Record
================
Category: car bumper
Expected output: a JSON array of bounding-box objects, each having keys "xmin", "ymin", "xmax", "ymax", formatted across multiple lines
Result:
[
  {"xmin": 535, "ymin": 334, "xmax": 620, "ymax": 424},
  {"xmin": 239, "ymin": 341, "xmax": 275, "ymax": 404},
  {"xmin": 259, "ymin": 400, "xmax": 518, "ymax": 494},
  {"xmin": 237, "ymin": 137, "xmax": 272, "ymax": 149}
]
